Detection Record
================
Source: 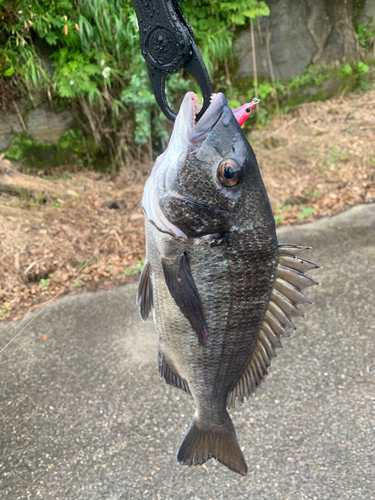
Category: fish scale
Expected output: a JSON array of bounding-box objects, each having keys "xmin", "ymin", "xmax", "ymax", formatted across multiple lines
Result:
[{"xmin": 137, "ymin": 91, "xmax": 320, "ymax": 475}]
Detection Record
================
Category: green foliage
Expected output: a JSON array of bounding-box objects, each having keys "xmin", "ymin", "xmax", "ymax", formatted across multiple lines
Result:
[
  {"xmin": 58, "ymin": 129, "xmax": 84, "ymax": 154},
  {"xmin": 52, "ymin": 50, "xmax": 102, "ymax": 100},
  {"xmin": 248, "ymin": 57, "xmax": 374, "ymax": 125},
  {"xmin": 70, "ymin": 278, "xmax": 84, "ymax": 289},
  {"xmin": 285, "ymin": 65, "xmax": 329, "ymax": 92},
  {"xmin": 0, "ymin": 0, "xmax": 269, "ymax": 167},
  {"xmin": 4, "ymin": 134, "xmax": 52, "ymax": 162},
  {"xmin": 274, "ymin": 213, "xmax": 286, "ymax": 225},
  {"xmin": 39, "ymin": 278, "xmax": 50, "ymax": 288},
  {"xmin": 121, "ymin": 68, "xmax": 188, "ymax": 146},
  {"xmin": 183, "ymin": 1, "xmax": 269, "ymax": 76},
  {"xmin": 121, "ymin": 71, "xmax": 157, "ymax": 146},
  {"xmin": 356, "ymin": 78, "xmax": 371, "ymax": 92},
  {"xmin": 357, "ymin": 23, "xmax": 374, "ymax": 47},
  {"xmin": 355, "ymin": 61, "xmax": 371, "ymax": 93},
  {"xmin": 298, "ymin": 206, "xmax": 315, "ymax": 220},
  {"xmin": 4, "ymin": 135, "xmax": 30, "ymax": 161},
  {"xmin": 357, "ymin": 61, "xmax": 369, "ymax": 74},
  {"xmin": 123, "ymin": 258, "xmax": 146, "ymax": 276},
  {"xmin": 3, "ymin": 130, "xmax": 94, "ymax": 170},
  {"xmin": 257, "ymin": 82, "xmax": 273, "ymax": 100},
  {"xmin": 340, "ymin": 63, "xmax": 353, "ymax": 77}
]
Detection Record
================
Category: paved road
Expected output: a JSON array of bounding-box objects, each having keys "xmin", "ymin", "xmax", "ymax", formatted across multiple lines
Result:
[{"xmin": 1, "ymin": 205, "xmax": 374, "ymax": 500}]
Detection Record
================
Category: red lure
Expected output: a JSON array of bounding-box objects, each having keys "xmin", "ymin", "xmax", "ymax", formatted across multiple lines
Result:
[{"xmin": 232, "ymin": 98, "xmax": 260, "ymax": 127}]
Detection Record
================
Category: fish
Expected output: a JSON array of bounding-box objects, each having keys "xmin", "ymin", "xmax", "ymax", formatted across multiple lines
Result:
[{"xmin": 137, "ymin": 92, "xmax": 320, "ymax": 476}]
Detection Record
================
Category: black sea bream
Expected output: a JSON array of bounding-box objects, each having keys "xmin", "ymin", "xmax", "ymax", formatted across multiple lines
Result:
[{"xmin": 137, "ymin": 92, "xmax": 319, "ymax": 475}]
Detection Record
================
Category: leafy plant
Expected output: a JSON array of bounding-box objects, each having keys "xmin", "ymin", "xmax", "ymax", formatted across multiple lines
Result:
[
  {"xmin": 357, "ymin": 23, "xmax": 374, "ymax": 47},
  {"xmin": 357, "ymin": 61, "xmax": 369, "ymax": 74},
  {"xmin": 39, "ymin": 278, "xmax": 50, "ymax": 288},
  {"xmin": 274, "ymin": 213, "xmax": 286, "ymax": 225},
  {"xmin": 70, "ymin": 278, "xmax": 84, "ymax": 289},
  {"xmin": 3, "ymin": 131, "xmax": 91, "ymax": 170},
  {"xmin": 0, "ymin": 0, "xmax": 269, "ymax": 168},
  {"xmin": 124, "ymin": 258, "xmax": 146, "ymax": 276},
  {"xmin": 355, "ymin": 61, "xmax": 371, "ymax": 93},
  {"xmin": 257, "ymin": 82, "xmax": 273, "ymax": 100},
  {"xmin": 183, "ymin": 1, "xmax": 269, "ymax": 77},
  {"xmin": 340, "ymin": 63, "xmax": 353, "ymax": 77},
  {"xmin": 298, "ymin": 206, "xmax": 315, "ymax": 220},
  {"xmin": 285, "ymin": 65, "xmax": 329, "ymax": 92}
]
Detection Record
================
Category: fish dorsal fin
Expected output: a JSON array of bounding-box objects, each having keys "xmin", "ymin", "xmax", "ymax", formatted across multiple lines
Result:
[
  {"xmin": 162, "ymin": 252, "xmax": 208, "ymax": 345},
  {"xmin": 227, "ymin": 244, "xmax": 320, "ymax": 408},
  {"xmin": 159, "ymin": 351, "xmax": 191, "ymax": 395},
  {"xmin": 136, "ymin": 260, "xmax": 153, "ymax": 322}
]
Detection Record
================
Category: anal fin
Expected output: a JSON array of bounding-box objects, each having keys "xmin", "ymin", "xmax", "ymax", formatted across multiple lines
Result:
[{"xmin": 158, "ymin": 351, "xmax": 191, "ymax": 395}]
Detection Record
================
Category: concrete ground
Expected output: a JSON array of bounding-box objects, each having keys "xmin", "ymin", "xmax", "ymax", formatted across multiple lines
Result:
[{"xmin": 0, "ymin": 205, "xmax": 374, "ymax": 500}]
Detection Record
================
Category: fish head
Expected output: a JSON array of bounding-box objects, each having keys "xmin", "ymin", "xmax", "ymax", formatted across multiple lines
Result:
[{"xmin": 143, "ymin": 92, "xmax": 273, "ymax": 239}]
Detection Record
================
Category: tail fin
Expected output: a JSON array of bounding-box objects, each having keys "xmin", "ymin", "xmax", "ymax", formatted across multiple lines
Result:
[{"xmin": 177, "ymin": 411, "xmax": 248, "ymax": 476}]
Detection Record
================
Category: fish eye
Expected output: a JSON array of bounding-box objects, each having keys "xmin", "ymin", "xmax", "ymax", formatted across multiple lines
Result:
[{"xmin": 218, "ymin": 159, "xmax": 242, "ymax": 187}]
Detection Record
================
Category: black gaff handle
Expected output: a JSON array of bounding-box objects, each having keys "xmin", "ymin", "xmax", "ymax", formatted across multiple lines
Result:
[{"xmin": 132, "ymin": 0, "xmax": 212, "ymax": 122}]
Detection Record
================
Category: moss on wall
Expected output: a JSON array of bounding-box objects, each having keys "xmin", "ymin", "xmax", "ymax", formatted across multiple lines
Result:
[{"xmin": 2, "ymin": 129, "xmax": 102, "ymax": 171}]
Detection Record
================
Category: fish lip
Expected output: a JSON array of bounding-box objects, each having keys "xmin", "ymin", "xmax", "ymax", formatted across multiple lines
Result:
[{"xmin": 178, "ymin": 92, "xmax": 228, "ymax": 142}]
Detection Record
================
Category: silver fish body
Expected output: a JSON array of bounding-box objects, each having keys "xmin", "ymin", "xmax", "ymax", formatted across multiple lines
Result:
[{"xmin": 137, "ymin": 92, "xmax": 319, "ymax": 475}]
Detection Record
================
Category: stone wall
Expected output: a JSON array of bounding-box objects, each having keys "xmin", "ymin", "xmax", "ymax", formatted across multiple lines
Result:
[
  {"xmin": 358, "ymin": 1, "xmax": 375, "ymax": 24},
  {"xmin": 234, "ymin": 0, "xmax": 367, "ymax": 81},
  {"xmin": 0, "ymin": 102, "xmax": 75, "ymax": 151}
]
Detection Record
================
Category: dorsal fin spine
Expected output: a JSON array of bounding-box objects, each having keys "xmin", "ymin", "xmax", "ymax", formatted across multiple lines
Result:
[{"xmin": 227, "ymin": 244, "xmax": 320, "ymax": 408}]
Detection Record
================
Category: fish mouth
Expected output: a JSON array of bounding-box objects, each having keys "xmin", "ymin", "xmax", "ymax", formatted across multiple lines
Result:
[{"xmin": 176, "ymin": 92, "xmax": 228, "ymax": 143}]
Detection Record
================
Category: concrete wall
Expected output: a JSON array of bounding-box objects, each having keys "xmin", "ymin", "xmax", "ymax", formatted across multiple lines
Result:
[{"xmin": 234, "ymin": 0, "xmax": 367, "ymax": 81}]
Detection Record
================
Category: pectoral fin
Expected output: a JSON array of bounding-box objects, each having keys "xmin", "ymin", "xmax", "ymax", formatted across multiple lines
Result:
[{"xmin": 162, "ymin": 252, "xmax": 208, "ymax": 345}]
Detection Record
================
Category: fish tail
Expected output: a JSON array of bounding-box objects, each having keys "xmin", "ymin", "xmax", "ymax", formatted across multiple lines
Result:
[{"xmin": 177, "ymin": 410, "xmax": 248, "ymax": 476}]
